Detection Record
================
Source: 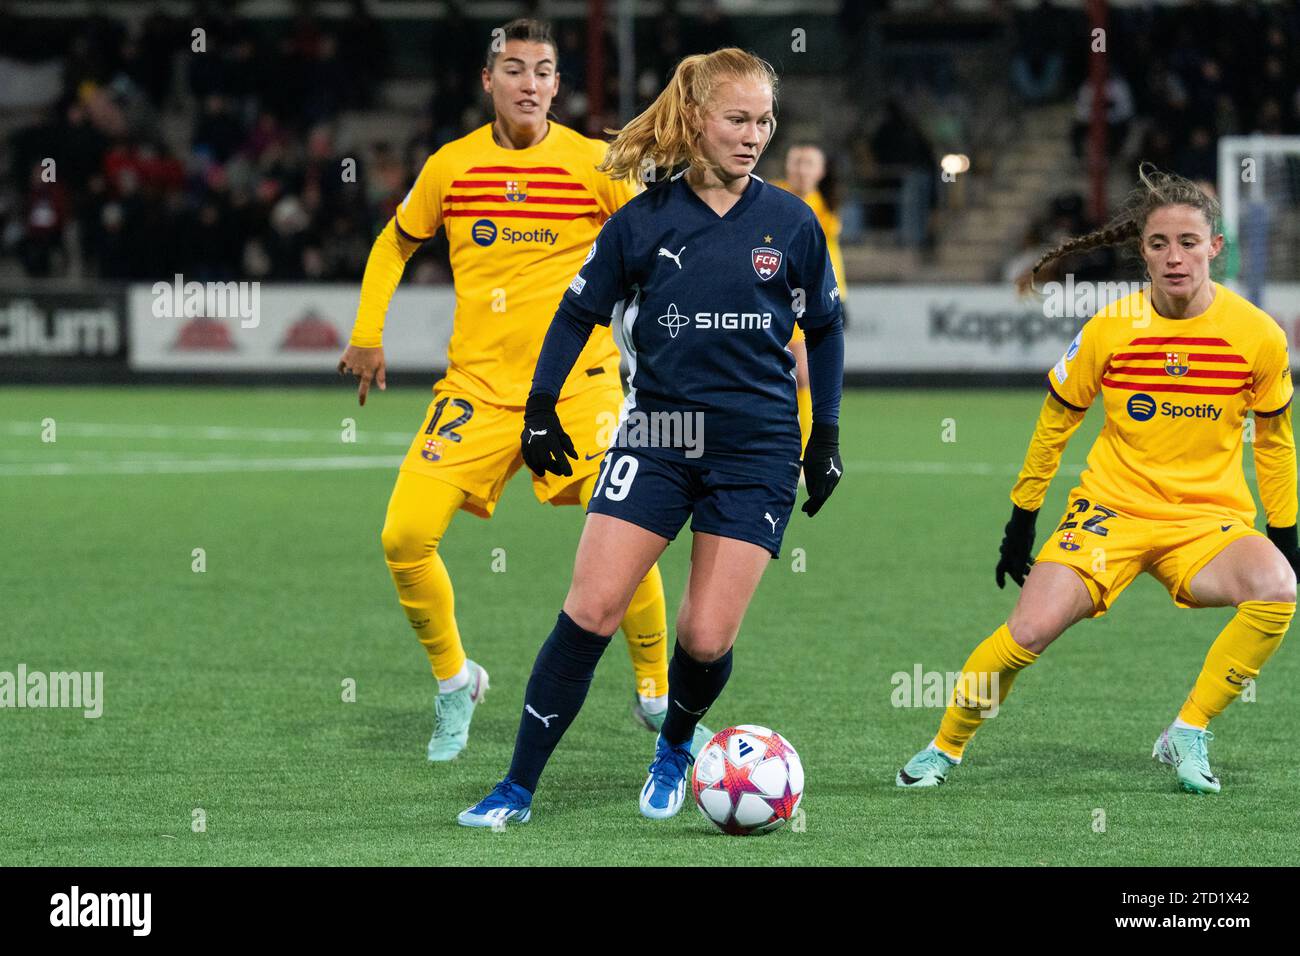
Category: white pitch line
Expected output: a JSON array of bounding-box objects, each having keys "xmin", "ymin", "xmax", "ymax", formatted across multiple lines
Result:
[
  {"xmin": 0, "ymin": 421, "xmax": 413, "ymax": 445},
  {"xmin": 0, "ymin": 455, "xmax": 403, "ymax": 477},
  {"xmin": 0, "ymin": 455, "xmax": 1042, "ymax": 479},
  {"xmin": 0, "ymin": 453, "xmax": 1257, "ymax": 480}
]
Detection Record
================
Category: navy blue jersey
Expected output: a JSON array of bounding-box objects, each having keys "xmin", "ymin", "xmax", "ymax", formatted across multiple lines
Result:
[{"xmin": 561, "ymin": 171, "xmax": 842, "ymax": 479}]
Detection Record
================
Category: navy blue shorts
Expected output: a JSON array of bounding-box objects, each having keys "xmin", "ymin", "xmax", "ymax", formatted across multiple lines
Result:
[{"xmin": 584, "ymin": 449, "xmax": 799, "ymax": 558}]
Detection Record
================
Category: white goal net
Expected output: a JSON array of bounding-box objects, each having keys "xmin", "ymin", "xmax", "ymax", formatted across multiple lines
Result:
[{"xmin": 1219, "ymin": 135, "xmax": 1300, "ymax": 301}]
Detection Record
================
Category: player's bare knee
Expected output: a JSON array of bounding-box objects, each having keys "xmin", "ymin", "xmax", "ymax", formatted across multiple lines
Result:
[
  {"xmin": 1005, "ymin": 614, "xmax": 1059, "ymax": 655},
  {"xmin": 563, "ymin": 593, "xmax": 625, "ymax": 637},
  {"xmin": 1244, "ymin": 566, "xmax": 1297, "ymax": 605},
  {"xmin": 674, "ymin": 622, "xmax": 733, "ymax": 662}
]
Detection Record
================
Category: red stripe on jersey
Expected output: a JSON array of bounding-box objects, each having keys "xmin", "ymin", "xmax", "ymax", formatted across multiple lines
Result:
[
  {"xmin": 450, "ymin": 180, "xmax": 585, "ymax": 190},
  {"xmin": 1101, "ymin": 376, "xmax": 1248, "ymax": 395},
  {"xmin": 465, "ymin": 166, "xmax": 570, "ymax": 174},
  {"xmin": 443, "ymin": 209, "xmax": 593, "ymax": 220},
  {"xmin": 1105, "ymin": 366, "xmax": 1250, "ymax": 380},
  {"xmin": 443, "ymin": 194, "xmax": 597, "ymax": 206},
  {"xmin": 1111, "ymin": 351, "xmax": 1247, "ymax": 363},
  {"xmin": 1128, "ymin": 336, "xmax": 1232, "ymax": 346}
]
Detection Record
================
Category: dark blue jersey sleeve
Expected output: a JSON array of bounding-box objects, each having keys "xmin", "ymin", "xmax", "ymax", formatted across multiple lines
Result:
[
  {"xmin": 789, "ymin": 212, "xmax": 842, "ymax": 331},
  {"xmin": 530, "ymin": 305, "xmax": 597, "ymax": 399},
  {"xmin": 559, "ymin": 213, "xmax": 629, "ymax": 325},
  {"xmin": 804, "ymin": 315, "xmax": 844, "ymax": 425}
]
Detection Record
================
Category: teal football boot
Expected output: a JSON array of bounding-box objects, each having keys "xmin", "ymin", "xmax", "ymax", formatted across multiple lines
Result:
[
  {"xmin": 427, "ymin": 660, "xmax": 489, "ymax": 762},
  {"xmin": 896, "ymin": 745, "xmax": 959, "ymax": 788},
  {"xmin": 1153, "ymin": 724, "xmax": 1221, "ymax": 794}
]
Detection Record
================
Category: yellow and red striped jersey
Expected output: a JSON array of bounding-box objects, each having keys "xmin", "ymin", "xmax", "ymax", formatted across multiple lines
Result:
[
  {"xmin": 395, "ymin": 122, "xmax": 635, "ymax": 406},
  {"xmin": 1042, "ymin": 282, "xmax": 1293, "ymax": 523}
]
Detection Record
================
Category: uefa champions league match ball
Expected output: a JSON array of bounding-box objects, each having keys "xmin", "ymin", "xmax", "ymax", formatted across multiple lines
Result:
[{"xmin": 691, "ymin": 725, "xmax": 804, "ymax": 836}]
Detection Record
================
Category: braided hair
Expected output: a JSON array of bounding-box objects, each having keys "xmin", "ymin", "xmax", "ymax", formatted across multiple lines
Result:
[{"xmin": 1028, "ymin": 163, "xmax": 1223, "ymax": 292}]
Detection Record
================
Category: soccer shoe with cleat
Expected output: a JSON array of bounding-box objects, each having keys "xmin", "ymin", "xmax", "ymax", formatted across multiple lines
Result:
[
  {"xmin": 1152, "ymin": 724, "xmax": 1221, "ymax": 794},
  {"xmin": 457, "ymin": 779, "xmax": 533, "ymax": 828},
  {"xmin": 639, "ymin": 734, "xmax": 695, "ymax": 819},
  {"xmin": 630, "ymin": 691, "xmax": 714, "ymax": 757},
  {"xmin": 427, "ymin": 660, "xmax": 489, "ymax": 762},
  {"xmin": 896, "ymin": 746, "xmax": 959, "ymax": 788}
]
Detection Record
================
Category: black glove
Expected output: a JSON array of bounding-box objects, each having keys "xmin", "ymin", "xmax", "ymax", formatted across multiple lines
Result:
[
  {"xmin": 801, "ymin": 422, "xmax": 843, "ymax": 517},
  {"xmin": 520, "ymin": 391, "xmax": 577, "ymax": 477},
  {"xmin": 1266, "ymin": 524, "xmax": 1300, "ymax": 579},
  {"xmin": 996, "ymin": 505, "xmax": 1038, "ymax": 589}
]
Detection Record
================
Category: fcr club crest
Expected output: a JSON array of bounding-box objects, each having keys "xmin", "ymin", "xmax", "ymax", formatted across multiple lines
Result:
[
  {"xmin": 752, "ymin": 246, "xmax": 782, "ymax": 281},
  {"xmin": 504, "ymin": 180, "xmax": 528, "ymax": 203},
  {"xmin": 1164, "ymin": 351, "xmax": 1189, "ymax": 377}
]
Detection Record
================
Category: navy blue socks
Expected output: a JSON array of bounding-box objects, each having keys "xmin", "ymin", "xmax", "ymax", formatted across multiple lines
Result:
[
  {"xmin": 506, "ymin": 611, "xmax": 612, "ymax": 793},
  {"xmin": 660, "ymin": 641, "xmax": 733, "ymax": 747}
]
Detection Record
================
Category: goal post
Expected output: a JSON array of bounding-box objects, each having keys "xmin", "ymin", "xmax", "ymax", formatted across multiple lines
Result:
[{"xmin": 1218, "ymin": 135, "xmax": 1300, "ymax": 303}]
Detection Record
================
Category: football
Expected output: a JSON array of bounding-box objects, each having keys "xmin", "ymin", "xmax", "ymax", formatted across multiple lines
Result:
[{"xmin": 691, "ymin": 725, "xmax": 804, "ymax": 835}]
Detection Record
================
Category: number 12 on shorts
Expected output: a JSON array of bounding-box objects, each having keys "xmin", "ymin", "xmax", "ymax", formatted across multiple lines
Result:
[{"xmin": 593, "ymin": 452, "xmax": 638, "ymax": 501}]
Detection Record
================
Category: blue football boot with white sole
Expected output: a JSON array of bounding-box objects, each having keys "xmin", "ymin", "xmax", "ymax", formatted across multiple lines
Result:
[
  {"xmin": 639, "ymin": 734, "xmax": 694, "ymax": 819},
  {"xmin": 457, "ymin": 778, "xmax": 533, "ymax": 828}
]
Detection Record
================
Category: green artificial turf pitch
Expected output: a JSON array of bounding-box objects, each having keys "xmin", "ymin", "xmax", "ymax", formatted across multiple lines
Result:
[{"xmin": 1, "ymin": 386, "xmax": 1296, "ymax": 866}]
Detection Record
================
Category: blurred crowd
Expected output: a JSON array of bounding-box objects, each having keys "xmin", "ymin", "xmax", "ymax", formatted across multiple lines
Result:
[
  {"xmin": 0, "ymin": 0, "xmax": 778, "ymax": 284},
  {"xmin": 1, "ymin": 3, "xmax": 392, "ymax": 282},
  {"xmin": 2, "ymin": 1, "xmax": 1299, "ymax": 284},
  {"xmin": 1006, "ymin": 0, "xmax": 1300, "ymax": 285}
]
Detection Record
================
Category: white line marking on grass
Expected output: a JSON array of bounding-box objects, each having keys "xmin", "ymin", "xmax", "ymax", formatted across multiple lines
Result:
[
  {"xmin": 0, "ymin": 421, "xmax": 413, "ymax": 445},
  {"xmin": 0, "ymin": 456, "xmax": 403, "ymax": 477},
  {"xmin": 7, "ymin": 454, "xmax": 1250, "ymax": 482}
]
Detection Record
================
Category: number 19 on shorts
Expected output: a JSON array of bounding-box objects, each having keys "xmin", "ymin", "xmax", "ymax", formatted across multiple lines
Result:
[{"xmin": 593, "ymin": 452, "xmax": 639, "ymax": 501}]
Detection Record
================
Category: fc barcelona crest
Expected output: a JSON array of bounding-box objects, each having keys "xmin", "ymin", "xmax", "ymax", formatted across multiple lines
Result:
[
  {"xmin": 504, "ymin": 180, "xmax": 528, "ymax": 203},
  {"xmin": 421, "ymin": 438, "xmax": 444, "ymax": 462},
  {"xmin": 752, "ymin": 246, "xmax": 782, "ymax": 281},
  {"xmin": 1059, "ymin": 531, "xmax": 1081, "ymax": 551},
  {"xmin": 1164, "ymin": 352, "xmax": 1189, "ymax": 377}
]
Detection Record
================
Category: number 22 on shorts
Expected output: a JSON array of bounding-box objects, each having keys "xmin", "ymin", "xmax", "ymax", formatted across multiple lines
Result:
[
  {"xmin": 1055, "ymin": 497, "xmax": 1118, "ymax": 536},
  {"xmin": 593, "ymin": 453, "xmax": 639, "ymax": 501}
]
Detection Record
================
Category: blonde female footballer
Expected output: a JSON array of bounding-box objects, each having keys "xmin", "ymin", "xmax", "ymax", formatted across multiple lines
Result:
[{"xmin": 459, "ymin": 48, "xmax": 845, "ymax": 827}]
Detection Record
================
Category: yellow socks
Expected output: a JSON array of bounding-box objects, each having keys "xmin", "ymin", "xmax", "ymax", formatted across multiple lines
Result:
[
  {"xmin": 620, "ymin": 563, "xmax": 669, "ymax": 699},
  {"xmin": 934, "ymin": 624, "xmax": 1039, "ymax": 760},
  {"xmin": 1178, "ymin": 600, "xmax": 1293, "ymax": 728},
  {"xmin": 381, "ymin": 470, "xmax": 468, "ymax": 683}
]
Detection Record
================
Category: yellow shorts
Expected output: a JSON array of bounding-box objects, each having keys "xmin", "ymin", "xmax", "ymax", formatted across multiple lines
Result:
[
  {"xmin": 398, "ymin": 384, "xmax": 624, "ymax": 518},
  {"xmin": 1035, "ymin": 491, "xmax": 1263, "ymax": 617},
  {"xmin": 789, "ymin": 323, "xmax": 804, "ymax": 344}
]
